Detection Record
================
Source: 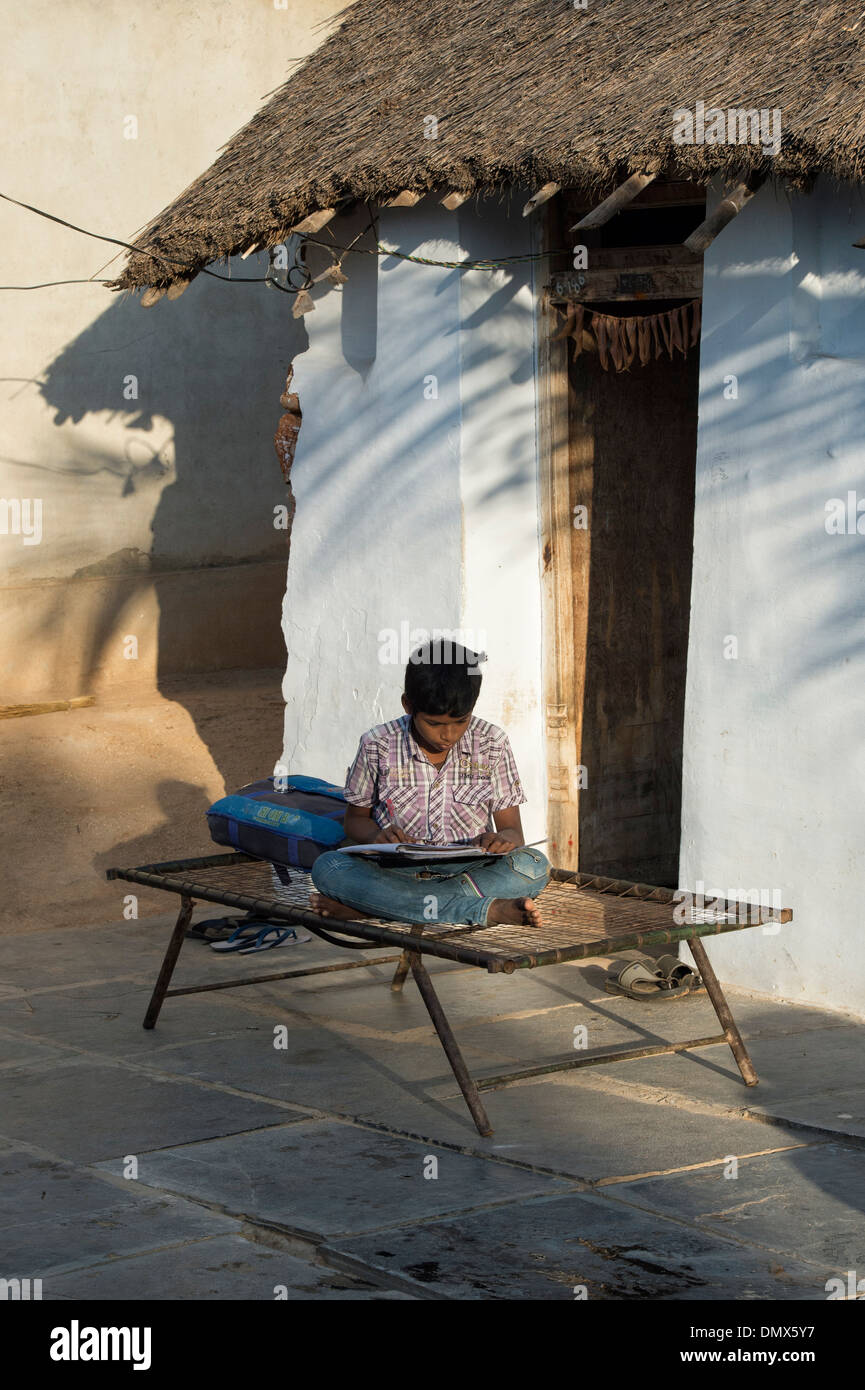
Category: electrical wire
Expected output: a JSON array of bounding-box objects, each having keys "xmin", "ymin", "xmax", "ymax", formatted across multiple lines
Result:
[
  {"xmin": 0, "ymin": 189, "xmax": 272, "ymax": 287},
  {"xmin": 0, "ymin": 188, "xmax": 567, "ymax": 291},
  {"xmin": 301, "ymin": 236, "xmax": 558, "ymax": 270},
  {"xmin": 0, "ymin": 279, "xmax": 113, "ymax": 290}
]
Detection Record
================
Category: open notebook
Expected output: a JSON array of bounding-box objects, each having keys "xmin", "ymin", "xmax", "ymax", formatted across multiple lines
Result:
[
  {"xmin": 338, "ymin": 838, "xmax": 546, "ymax": 863},
  {"xmin": 338, "ymin": 842, "xmax": 504, "ymax": 862}
]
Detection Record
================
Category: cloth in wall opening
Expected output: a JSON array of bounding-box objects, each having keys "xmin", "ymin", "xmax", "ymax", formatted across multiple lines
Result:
[{"xmin": 553, "ymin": 299, "xmax": 702, "ymax": 372}]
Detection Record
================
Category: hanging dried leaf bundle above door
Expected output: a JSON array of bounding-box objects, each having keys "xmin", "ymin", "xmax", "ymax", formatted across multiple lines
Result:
[{"xmin": 553, "ymin": 299, "xmax": 702, "ymax": 372}]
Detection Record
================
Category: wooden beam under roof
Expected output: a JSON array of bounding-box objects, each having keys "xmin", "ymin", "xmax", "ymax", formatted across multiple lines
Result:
[
  {"xmin": 584, "ymin": 244, "xmax": 702, "ymax": 269},
  {"xmin": 569, "ymin": 172, "xmax": 657, "ymax": 231},
  {"xmin": 684, "ymin": 173, "xmax": 766, "ymax": 256},
  {"xmin": 523, "ymin": 182, "xmax": 561, "ymax": 217},
  {"xmin": 290, "ymin": 207, "xmax": 338, "ymax": 236},
  {"xmin": 550, "ymin": 264, "xmax": 703, "ymax": 303},
  {"xmin": 550, "ymin": 244, "xmax": 703, "ymax": 304},
  {"xmin": 383, "ymin": 190, "xmax": 423, "ymax": 207},
  {"xmin": 441, "ymin": 190, "xmax": 471, "ymax": 211}
]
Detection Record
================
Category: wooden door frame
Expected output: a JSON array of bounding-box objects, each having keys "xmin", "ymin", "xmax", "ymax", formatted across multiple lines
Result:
[
  {"xmin": 536, "ymin": 202, "xmax": 585, "ymax": 872},
  {"xmin": 535, "ymin": 187, "xmax": 706, "ymax": 877}
]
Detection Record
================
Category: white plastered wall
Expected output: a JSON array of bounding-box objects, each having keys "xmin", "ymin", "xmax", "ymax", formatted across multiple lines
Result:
[
  {"xmin": 281, "ymin": 196, "xmax": 546, "ymax": 838},
  {"xmin": 681, "ymin": 177, "xmax": 865, "ymax": 1016}
]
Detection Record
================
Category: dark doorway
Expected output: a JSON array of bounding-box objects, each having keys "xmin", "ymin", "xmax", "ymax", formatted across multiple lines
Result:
[{"xmin": 556, "ymin": 184, "xmax": 705, "ymax": 887}]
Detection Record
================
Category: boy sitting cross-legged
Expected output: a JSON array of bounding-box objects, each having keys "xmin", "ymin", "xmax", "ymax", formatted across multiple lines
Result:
[{"xmin": 310, "ymin": 641, "xmax": 550, "ymax": 927}]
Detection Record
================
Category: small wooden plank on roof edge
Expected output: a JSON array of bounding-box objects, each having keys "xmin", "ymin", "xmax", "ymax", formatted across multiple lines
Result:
[
  {"xmin": 522, "ymin": 182, "xmax": 561, "ymax": 216},
  {"xmin": 684, "ymin": 172, "xmax": 767, "ymax": 255},
  {"xmin": 569, "ymin": 172, "xmax": 657, "ymax": 231},
  {"xmin": 383, "ymin": 190, "xmax": 423, "ymax": 207},
  {"xmin": 290, "ymin": 207, "xmax": 339, "ymax": 236}
]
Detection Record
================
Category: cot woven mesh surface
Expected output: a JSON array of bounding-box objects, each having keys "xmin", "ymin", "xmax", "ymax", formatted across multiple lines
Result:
[{"xmin": 116, "ymin": 854, "xmax": 783, "ymax": 971}]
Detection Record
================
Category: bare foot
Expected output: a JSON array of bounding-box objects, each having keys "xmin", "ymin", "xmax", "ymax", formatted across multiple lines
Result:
[
  {"xmin": 486, "ymin": 896, "xmax": 543, "ymax": 928},
  {"xmin": 309, "ymin": 892, "xmax": 373, "ymax": 921}
]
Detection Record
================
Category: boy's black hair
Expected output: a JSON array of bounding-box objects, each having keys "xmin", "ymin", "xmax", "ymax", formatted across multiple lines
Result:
[{"xmin": 404, "ymin": 641, "xmax": 484, "ymax": 716}]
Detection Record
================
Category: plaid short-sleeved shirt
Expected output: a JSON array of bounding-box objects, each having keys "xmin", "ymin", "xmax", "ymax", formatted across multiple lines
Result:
[{"xmin": 344, "ymin": 714, "xmax": 526, "ymax": 844}]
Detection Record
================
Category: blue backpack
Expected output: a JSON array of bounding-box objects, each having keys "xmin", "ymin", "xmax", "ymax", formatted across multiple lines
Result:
[{"xmin": 206, "ymin": 775, "xmax": 346, "ymax": 869}]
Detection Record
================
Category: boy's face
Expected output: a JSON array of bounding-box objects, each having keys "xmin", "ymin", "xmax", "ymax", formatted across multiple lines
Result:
[{"xmin": 402, "ymin": 697, "xmax": 472, "ymax": 755}]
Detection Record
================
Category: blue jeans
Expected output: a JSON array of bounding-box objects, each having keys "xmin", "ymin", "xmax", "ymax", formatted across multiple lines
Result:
[{"xmin": 310, "ymin": 847, "xmax": 551, "ymax": 926}]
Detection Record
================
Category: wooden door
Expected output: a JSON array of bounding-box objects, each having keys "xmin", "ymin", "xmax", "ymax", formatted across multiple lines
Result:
[
  {"xmin": 568, "ymin": 342, "xmax": 698, "ymax": 886},
  {"xmin": 539, "ymin": 185, "xmax": 704, "ymax": 885}
]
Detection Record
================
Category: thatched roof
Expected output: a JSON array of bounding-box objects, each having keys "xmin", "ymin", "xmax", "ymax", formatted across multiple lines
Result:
[{"xmin": 112, "ymin": 0, "xmax": 865, "ymax": 293}]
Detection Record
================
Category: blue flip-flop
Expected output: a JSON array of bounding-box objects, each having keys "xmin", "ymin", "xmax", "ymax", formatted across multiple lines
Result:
[
  {"xmin": 237, "ymin": 925, "xmax": 312, "ymax": 954},
  {"xmin": 209, "ymin": 920, "xmax": 273, "ymax": 953}
]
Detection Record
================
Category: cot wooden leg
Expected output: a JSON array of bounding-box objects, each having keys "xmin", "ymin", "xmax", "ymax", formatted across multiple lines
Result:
[
  {"xmin": 143, "ymin": 895, "xmax": 194, "ymax": 1030},
  {"xmin": 409, "ymin": 952, "xmax": 493, "ymax": 1137},
  {"xmin": 687, "ymin": 935, "xmax": 758, "ymax": 1086},
  {"xmin": 392, "ymin": 923, "xmax": 423, "ymax": 992},
  {"xmin": 390, "ymin": 950, "xmax": 412, "ymax": 993}
]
